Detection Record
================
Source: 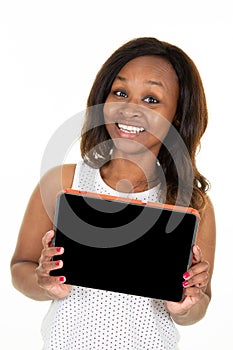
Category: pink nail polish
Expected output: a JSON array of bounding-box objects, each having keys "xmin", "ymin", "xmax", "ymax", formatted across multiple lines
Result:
[
  {"xmin": 183, "ymin": 272, "xmax": 190, "ymax": 279},
  {"xmin": 182, "ymin": 281, "xmax": 188, "ymax": 287},
  {"xmin": 59, "ymin": 277, "xmax": 65, "ymax": 282},
  {"xmin": 56, "ymin": 247, "xmax": 61, "ymax": 253},
  {"xmin": 55, "ymin": 260, "xmax": 60, "ymax": 266}
]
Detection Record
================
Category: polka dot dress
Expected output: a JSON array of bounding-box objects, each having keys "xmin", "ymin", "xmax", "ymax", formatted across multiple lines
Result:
[{"xmin": 41, "ymin": 162, "xmax": 180, "ymax": 349}]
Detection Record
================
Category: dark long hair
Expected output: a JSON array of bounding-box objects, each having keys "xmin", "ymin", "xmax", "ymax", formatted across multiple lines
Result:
[{"xmin": 80, "ymin": 37, "xmax": 209, "ymax": 210}]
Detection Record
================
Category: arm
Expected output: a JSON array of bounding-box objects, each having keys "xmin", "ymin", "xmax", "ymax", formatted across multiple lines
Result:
[
  {"xmin": 10, "ymin": 164, "xmax": 76, "ymax": 301},
  {"xmin": 166, "ymin": 197, "xmax": 216, "ymax": 325}
]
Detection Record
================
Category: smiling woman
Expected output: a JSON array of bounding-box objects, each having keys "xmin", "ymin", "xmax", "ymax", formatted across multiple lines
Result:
[
  {"xmin": 103, "ymin": 56, "xmax": 179, "ymax": 165},
  {"xmin": 81, "ymin": 38, "xmax": 209, "ymax": 209},
  {"xmin": 10, "ymin": 37, "xmax": 216, "ymax": 350}
]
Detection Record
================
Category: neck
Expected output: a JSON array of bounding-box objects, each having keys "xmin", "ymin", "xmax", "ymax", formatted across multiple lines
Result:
[{"xmin": 100, "ymin": 157, "xmax": 160, "ymax": 193}]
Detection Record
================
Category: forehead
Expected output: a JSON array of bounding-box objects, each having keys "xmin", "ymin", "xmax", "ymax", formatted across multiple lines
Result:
[{"xmin": 117, "ymin": 55, "xmax": 178, "ymax": 86}]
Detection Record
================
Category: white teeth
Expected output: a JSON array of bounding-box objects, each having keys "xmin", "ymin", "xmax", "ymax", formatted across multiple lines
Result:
[{"xmin": 118, "ymin": 123, "xmax": 145, "ymax": 134}]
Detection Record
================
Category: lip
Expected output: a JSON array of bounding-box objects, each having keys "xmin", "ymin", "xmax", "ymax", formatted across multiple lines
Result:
[
  {"xmin": 114, "ymin": 122, "xmax": 146, "ymax": 139},
  {"xmin": 116, "ymin": 121, "xmax": 146, "ymax": 130}
]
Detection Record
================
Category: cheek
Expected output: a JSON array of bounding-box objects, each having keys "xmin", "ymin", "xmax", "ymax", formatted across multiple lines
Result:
[
  {"xmin": 146, "ymin": 114, "xmax": 173, "ymax": 143},
  {"xmin": 103, "ymin": 112, "xmax": 115, "ymax": 137},
  {"xmin": 160, "ymin": 99, "xmax": 178, "ymax": 123},
  {"xmin": 105, "ymin": 123, "xmax": 115, "ymax": 139},
  {"xmin": 103, "ymin": 104, "xmax": 114, "ymax": 128}
]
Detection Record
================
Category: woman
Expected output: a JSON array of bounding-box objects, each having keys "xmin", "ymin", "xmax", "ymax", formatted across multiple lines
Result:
[{"xmin": 11, "ymin": 37, "xmax": 216, "ymax": 349}]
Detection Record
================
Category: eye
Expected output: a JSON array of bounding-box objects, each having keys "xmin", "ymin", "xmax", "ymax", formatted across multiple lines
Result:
[
  {"xmin": 143, "ymin": 95, "xmax": 159, "ymax": 104},
  {"xmin": 113, "ymin": 90, "xmax": 128, "ymax": 98}
]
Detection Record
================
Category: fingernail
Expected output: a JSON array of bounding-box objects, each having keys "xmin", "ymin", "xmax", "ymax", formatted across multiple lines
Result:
[
  {"xmin": 182, "ymin": 281, "xmax": 189, "ymax": 287},
  {"xmin": 56, "ymin": 247, "xmax": 62, "ymax": 253},
  {"xmin": 183, "ymin": 272, "xmax": 190, "ymax": 279},
  {"xmin": 59, "ymin": 277, "xmax": 65, "ymax": 282},
  {"xmin": 55, "ymin": 260, "xmax": 60, "ymax": 266}
]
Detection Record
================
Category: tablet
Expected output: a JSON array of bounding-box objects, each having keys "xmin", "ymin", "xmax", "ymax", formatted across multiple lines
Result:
[{"xmin": 50, "ymin": 188, "xmax": 199, "ymax": 302}]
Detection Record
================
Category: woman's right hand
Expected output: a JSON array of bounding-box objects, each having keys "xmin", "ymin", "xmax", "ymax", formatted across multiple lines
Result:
[{"xmin": 36, "ymin": 230, "xmax": 72, "ymax": 299}]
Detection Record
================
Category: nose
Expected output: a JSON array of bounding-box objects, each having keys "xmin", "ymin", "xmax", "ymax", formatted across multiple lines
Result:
[{"xmin": 119, "ymin": 102, "xmax": 144, "ymax": 119}]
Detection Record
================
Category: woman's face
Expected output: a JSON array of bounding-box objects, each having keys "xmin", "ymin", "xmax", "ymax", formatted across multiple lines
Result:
[{"xmin": 103, "ymin": 55, "xmax": 179, "ymax": 158}]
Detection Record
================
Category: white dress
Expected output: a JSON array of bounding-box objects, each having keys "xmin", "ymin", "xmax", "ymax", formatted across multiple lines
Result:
[{"xmin": 41, "ymin": 161, "xmax": 180, "ymax": 349}]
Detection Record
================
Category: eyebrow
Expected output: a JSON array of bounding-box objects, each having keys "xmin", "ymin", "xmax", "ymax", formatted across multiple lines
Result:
[
  {"xmin": 146, "ymin": 79, "xmax": 163, "ymax": 87},
  {"xmin": 116, "ymin": 75, "xmax": 163, "ymax": 87}
]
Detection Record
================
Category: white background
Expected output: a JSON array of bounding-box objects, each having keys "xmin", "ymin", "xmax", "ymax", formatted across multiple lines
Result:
[{"xmin": 1, "ymin": 1, "xmax": 232, "ymax": 349}]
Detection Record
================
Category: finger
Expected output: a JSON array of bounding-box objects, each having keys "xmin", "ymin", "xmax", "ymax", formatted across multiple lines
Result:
[
  {"xmin": 183, "ymin": 260, "xmax": 209, "ymax": 282},
  {"xmin": 38, "ymin": 274, "xmax": 66, "ymax": 288},
  {"xmin": 182, "ymin": 270, "xmax": 209, "ymax": 289},
  {"xmin": 183, "ymin": 284, "xmax": 206, "ymax": 298},
  {"xmin": 39, "ymin": 259, "xmax": 64, "ymax": 275},
  {"xmin": 192, "ymin": 245, "xmax": 203, "ymax": 264},
  {"xmin": 42, "ymin": 230, "xmax": 55, "ymax": 248},
  {"xmin": 39, "ymin": 246, "xmax": 64, "ymax": 264}
]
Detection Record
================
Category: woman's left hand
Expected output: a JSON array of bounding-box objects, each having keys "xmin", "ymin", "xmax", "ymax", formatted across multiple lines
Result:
[{"xmin": 166, "ymin": 245, "xmax": 210, "ymax": 316}]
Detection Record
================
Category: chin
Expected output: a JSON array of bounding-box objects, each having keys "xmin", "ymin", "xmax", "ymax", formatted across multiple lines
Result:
[{"xmin": 111, "ymin": 139, "xmax": 153, "ymax": 158}]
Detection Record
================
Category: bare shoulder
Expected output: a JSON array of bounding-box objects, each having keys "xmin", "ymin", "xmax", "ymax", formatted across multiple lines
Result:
[
  {"xmin": 21, "ymin": 163, "xmax": 77, "ymax": 229},
  {"xmin": 24, "ymin": 163, "xmax": 77, "ymax": 221},
  {"xmin": 40, "ymin": 163, "xmax": 76, "ymax": 188},
  {"xmin": 199, "ymin": 196, "xmax": 216, "ymax": 236},
  {"xmin": 39, "ymin": 163, "xmax": 76, "ymax": 214}
]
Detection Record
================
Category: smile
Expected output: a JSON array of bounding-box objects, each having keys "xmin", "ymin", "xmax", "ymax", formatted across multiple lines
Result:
[{"xmin": 117, "ymin": 123, "xmax": 145, "ymax": 134}]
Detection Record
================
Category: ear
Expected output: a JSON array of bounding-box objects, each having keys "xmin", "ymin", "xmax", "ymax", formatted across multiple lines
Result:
[{"xmin": 172, "ymin": 114, "xmax": 181, "ymax": 127}]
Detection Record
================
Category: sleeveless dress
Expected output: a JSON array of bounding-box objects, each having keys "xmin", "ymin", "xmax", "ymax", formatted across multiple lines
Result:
[{"xmin": 41, "ymin": 161, "xmax": 180, "ymax": 349}]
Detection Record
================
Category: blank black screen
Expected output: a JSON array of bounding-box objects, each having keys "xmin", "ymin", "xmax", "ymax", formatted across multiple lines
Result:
[{"xmin": 50, "ymin": 192, "xmax": 198, "ymax": 302}]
